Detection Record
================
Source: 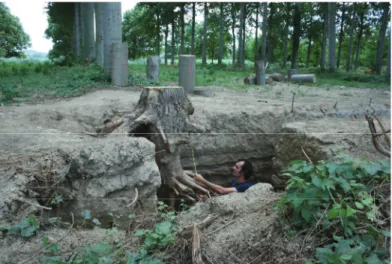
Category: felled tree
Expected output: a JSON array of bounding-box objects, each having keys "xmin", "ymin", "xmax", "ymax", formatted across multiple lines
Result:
[{"xmin": 97, "ymin": 87, "xmax": 209, "ymax": 204}]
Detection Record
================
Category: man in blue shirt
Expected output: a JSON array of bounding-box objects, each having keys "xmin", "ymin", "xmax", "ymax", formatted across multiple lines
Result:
[{"xmin": 194, "ymin": 159, "xmax": 253, "ymax": 194}]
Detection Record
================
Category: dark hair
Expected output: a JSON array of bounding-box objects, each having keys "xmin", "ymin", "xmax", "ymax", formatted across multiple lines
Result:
[{"xmin": 238, "ymin": 159, "xmax": 253, "ymax": 180}]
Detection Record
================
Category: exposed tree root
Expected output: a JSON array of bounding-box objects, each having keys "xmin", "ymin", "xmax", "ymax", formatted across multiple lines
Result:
[
  {"xmin": 97, "ymin": 87, "xmax": 210, "ymax": 205},
  {"xmin": 365, "ymin": 113, "xmax": 390, "ymax": 157}
]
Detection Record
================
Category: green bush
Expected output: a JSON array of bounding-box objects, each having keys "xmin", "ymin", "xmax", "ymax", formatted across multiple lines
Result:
[{"xmin": 277, "ymin": 154, "xmax": 390, "ymax": 263}]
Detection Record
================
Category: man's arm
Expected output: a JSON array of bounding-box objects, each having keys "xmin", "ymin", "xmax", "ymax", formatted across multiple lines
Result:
[{"xmin": 194, "ymin": 174, "xmax": 237, "ymax": 194}]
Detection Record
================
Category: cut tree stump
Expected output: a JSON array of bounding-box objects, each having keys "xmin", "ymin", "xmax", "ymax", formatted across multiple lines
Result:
[
  {"xmin": 290, "ymin": 74, "xmax": 316, "ymax": 83},
  {"xmin": 147, "ymin": 56, "xmax": 160, "ymax": 81},
  {"xmin": 96, "ymin": 86, "xmax": 209, "ymax": 205}
]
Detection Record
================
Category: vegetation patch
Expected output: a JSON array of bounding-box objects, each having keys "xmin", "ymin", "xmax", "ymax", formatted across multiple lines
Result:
[{"xmin": 277, "ymin": 154, "xmax": 390, "ymax": 263}]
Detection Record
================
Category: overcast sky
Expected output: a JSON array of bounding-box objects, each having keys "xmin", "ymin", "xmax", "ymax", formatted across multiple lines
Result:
[{"xmin": 5, "ymin": 1, "xmax": 137, "ymax": 53}]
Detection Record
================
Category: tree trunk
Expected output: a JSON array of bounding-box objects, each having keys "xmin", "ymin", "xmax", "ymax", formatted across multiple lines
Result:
[
  {"xmin": 202, "ymin": 3, "xmax": 208, "ymax": 64},
  {"xmin": 97, "ymin": 87, "xmax": 208, "ymax": 203},
  {"xmin": 336, "ymin": 3, "xmax": 346, "ymax": 68},
  {"xmin": 156, "ymin": 13, "xmax": 160, "ymax": 56},
  {"xmin": 328, "ymin": 2, "xmax": 336, "ymax": 72},
  {"xmin": 103, "ymin": 3, "xmax": 111, "ymax": 73},
  {"xmin": 261, "ymin": 2, "xmax": 268, "ymax": 63},
  {"xmin": 291, "ymin": 3, "xmax": 301, "ymax": 69},
  {"xmin": 74, "ymin": 3, "xmax": 81, "ymax": 56},
  {"xmin": 267, "ymin": 3, "xmax": 275, "ymax": 63},
  {"xmin": 95, "ymin": 2, "xmax": 104, "ymax": 67},
  {"xmin": 306, "ymin": 35, "xmax": 312, "ymax": 68},
  {"xmin": 386, "ymin": 28, "xmax": 391, "ymax": 79},
  {"xmin": 171, "ymin": 20, "xmax": 175, "ymax": 65},
  {"xmin": 320, "ymin": 3, "xmax": 328, "ymax": 70},
  {"xmin": 111, "ymin": 43, "xmax": 128, "ymax": 86},
  {"xmin": 103, "ymin": 3, "xmax": 122, "ymax": 74},
  {"xmin": 218, "ymin": 3, "xmax": 224, "ymax": 64},
  {"xmin": 256, "ymin": 60, "xmax": 265, "ymax": 85},
  {"xmin": 231, "ymin": 4, "xmax": 236, "ymax": 65},
  {"xmin": 79, "ymin": 3, "xmax": 85, "ymax": 56},
  {"xmin": 376, "ymin": 2, "xmax": 390, "ymax": 75},
  {"xmin": 164, "ymin": 24, "xmax": 168, "ymax": 65},
  {"xmin": 180, "ymin": 5, "xmax": 185, "ymax": 55},
  {"xmin": 237, "ymin": 3, "xmax": 244, "ymax": 66},
  {"xmin": 242, "ymin": 4, "xmax": 246, "ymax": 65},
  {"xmin": 355, "ymin": 8, "xmax": 365, "ymax": 70},
  {"xmin": 191, "ymin": 3, "xmax": 195, "ymax": 55},
  {"xmin": 306, "ymin": 8, "xmax": 313, "ymax": 68},
  {"xmin": 282, "ymin": 3, "xmax": 290, "ymax": 68},
  {"xmin": 254, "ymin": 3, "xmax": 259, "ymax": 61},
  {"xmin": 346, "ymin": 4, "xmax": 356, "ymax": 72},
  {"xmin": 83, "ymin": 3, "xmax": 95, "ymax": 60}
]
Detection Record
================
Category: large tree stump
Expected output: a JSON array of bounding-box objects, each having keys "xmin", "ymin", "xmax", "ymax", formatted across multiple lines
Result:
[{"xmin": 96, "ymin": 86, "xmax": 209, "ymax": 205}]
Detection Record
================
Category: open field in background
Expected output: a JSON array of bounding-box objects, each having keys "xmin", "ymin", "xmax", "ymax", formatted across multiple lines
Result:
[{"xmin": 0, "ymin": 57, "xmax": 390, "ymax": 104}]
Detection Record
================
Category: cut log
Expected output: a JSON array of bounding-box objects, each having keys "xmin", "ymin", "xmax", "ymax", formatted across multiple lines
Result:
[
  {"xmin": 244, "ymin": 75, "xmax": 256, "ymax": 85},
  {"xmin": 287, "ymin": 69, "xmax": 297, "ymax": 81},
  {"xmin": 255, "ymin": 60, "xmax": 266, "ymax": 85},
  {"xmin": 270, "ymin": 73, "xmax": 285, "ymax": 82},
  {"xmin": 244, "ymin": 75, "xmax": 273, "ymax": 85},
  {"xmin": 147, "ymin": 56, "xmax": 160, "ymax": 81},
  {"xmin": 290, "ymin": 74, "xmax": 316, "ymax": 83},
  {"xmin": 179, "ymin": 55, "xmax": 196, "ymax": 93},
  {"xmin": 98, "ymin": 86, "xmax": 208, "ymax": 205}
]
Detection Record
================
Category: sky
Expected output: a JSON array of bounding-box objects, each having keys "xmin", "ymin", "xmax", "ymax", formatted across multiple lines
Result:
[{"xmin": 4, "ymin": 1, "xmax": 137, "ymax": 53}]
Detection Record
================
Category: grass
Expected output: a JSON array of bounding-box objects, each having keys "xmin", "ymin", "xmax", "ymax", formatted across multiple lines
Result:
[{"xmin": 0, "ymin": 57, "xmax": 390, "ymax": 104}]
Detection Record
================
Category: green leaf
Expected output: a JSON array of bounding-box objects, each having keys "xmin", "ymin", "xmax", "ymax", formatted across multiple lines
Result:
[
  {"xmin": 81, "ymin": 210, "xmax": 91, "ymax": 220},
  {"xmin": 134, "ymin": 229, "xmax": 149, "ymax": 236},
  {"xmin": 326, "ymin": 162, "xmax": 339, "ymax": 177},
  {"xmin": 328, "ymin": 208, "xmax": 339, "ymax": 219},
  {"xmin": 20, "ymin": 225, "xmax": 38, "ymax": 237},
  {"xmin": 311, "ymin": 174, "xmax": 322, "ymax": 187},
  {"xmin": 346, "ymin": 206, "xmax": 356, "ymax": 217},
  {"xmin": 143, "ymin": 236, "xmax": 157, "ymax": 247},
  {"xmin": 289, "ymin": 160, "xmax": 305, "ymax": 165},
  {"xmin": 361, "ymin": 197, "xmax": 373, "ymax": 206},
  {"xmin": 335, "ymin": 177, "xmax": 351, "ymax": 193},
  {"xmin": 340, "ymin": 254, "xmax": 352, "ymax": 260},
  {"xmin": 42, "ymin": 236, "xmax": 49, "ymax": 246},
  {"xmin": 361, "ymin": 162, "xmax": 382, "ymax": 176},
  {"xmin": 365, "ymin": 254, "xmax": 381, "ymax": 264},
  {"xmin": 91, "ymin": 242, "xmax": 112, "ymax": 254},
  {"xmin": 355, "ymin": 202, "xmax": 364, "ymax": 209},
  {"xmin": 155, "ymin": 221, "xmax": 173, "ymax": 235},
  {"xmin": 339, "ymin": 208, "xmax": 347, "ymax": 218},
  {"xmin": 301, "ymin": 207, "xmax": 312, "ymax": 221},
  {"xmin": 366, "ymin": 211, "xmax": 376, "ymax": 220}
]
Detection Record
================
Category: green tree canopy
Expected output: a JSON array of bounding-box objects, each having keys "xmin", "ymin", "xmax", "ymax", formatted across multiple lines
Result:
[
  {"xmin": 0, "ymin": 3, "xmax": 31, "ymax": 58},
  {"xmin": 45, "ymin": 2, "xmax": 75, "ymax": 65}
]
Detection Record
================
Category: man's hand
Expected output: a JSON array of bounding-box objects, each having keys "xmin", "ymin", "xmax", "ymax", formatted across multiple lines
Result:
[{"xmin": 194, "ymin": 173, "xmax": 205, "ymax": 182}]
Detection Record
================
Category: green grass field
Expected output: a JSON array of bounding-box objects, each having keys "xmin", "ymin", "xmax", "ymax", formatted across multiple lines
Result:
[{"xmin": 0, "ymin": 57, "xmax": 390, "ymax": 104}]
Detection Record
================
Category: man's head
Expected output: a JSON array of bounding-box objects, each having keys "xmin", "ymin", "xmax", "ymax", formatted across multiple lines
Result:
[{"xmin": 231, "ymin": 159, "xmax": 253, "ymax": 180}]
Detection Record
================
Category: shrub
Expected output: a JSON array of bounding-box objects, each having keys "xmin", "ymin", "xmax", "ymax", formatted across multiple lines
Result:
[{"xmin": 277, "ymin": 154, "xmax": 390, "ymax": 263}]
